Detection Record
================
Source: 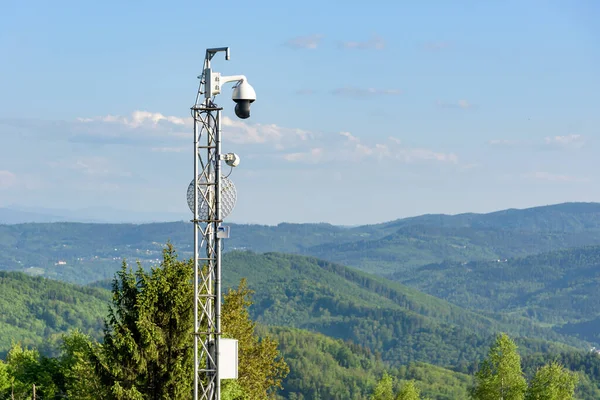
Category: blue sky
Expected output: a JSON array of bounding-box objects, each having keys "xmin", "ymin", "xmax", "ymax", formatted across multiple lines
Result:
[{"xmin": 0, "ymin": 0, "xmax": 599, "ymax": 225}]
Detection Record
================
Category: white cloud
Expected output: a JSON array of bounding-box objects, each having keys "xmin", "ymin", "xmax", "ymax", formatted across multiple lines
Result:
[
  {"xmin": 73, "ymin": 111, "xmax": 313, "ymax": 150},
  {"xmin": 340, "ymin": 35, "xmax": 385, "ymax": 50},
  {"xmin": 339, "ymin": 131, "xmax": 360, "ymax": 143},
  {"xmin": 70, "ymin": 110, "xmax": 193, "ymax": 146},
  {"xmin": 332, "ymin": 87, "xmax": 402, "ymax": 97},
  {"xmin": 284, "ymin": 34, "xmax": 324, "ymax": 49},
  {"xmin": 522, "ymin": 171, "xmax": 589, "ymax": 183},
  {"xmin": 282, "ymin": 148, "xmax": 324, "ymax": 163},
  {"xmin": 544, "ymin": 134, "xmax": 585, "ymax": 149},
  {"xmin": 221, "ymin": 116, "xmax": 312, "ymax": 147},
  {"xmin": 282, "ymin": 131, "xmax": 458, "ymax": 165},
  {"xmin": 0, "ymin": 170, "xmax": 17, "ymax": 189},
  {"xmin": 78, "ymin": 111, "xmax": 189, "ymax": 128}
]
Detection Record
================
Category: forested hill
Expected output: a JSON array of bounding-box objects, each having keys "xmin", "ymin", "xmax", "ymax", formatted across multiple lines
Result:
[
  {"xmin": 4, "ymin": 254, "xmax": 600, "ymax": 398},
  {"xmin": 0, "ymin": 269, "xmax": 477, "ymax": 399},
  {"xmin": 3, "ymin": 202, "xmax": 600, "ymax": 282},
  {"xmin": 0, "ymin": 271, "xmax": 109, "ymax": 357},
  {"xmin": 220, "ymin": 251, "xmax": 586, "ymax": 367},
  {"xmin": 379, "ymin": 202, "xmax": 600, "ymax": 232},
  {"xmin": 2, "ymin": 251, "xmax": 586, "ymax": 369},
  {"xmin": 396, "ymin": 245, "xmax": 600, "ymax": 336}
]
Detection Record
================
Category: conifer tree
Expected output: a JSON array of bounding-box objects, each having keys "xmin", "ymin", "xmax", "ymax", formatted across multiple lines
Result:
[
  {"xmin": 469, "ymin": 333, "xmax": 527, "ymax": 400},
  {"xmin": 97, "ymin": 243, "xmax": 288, "ymax": 399},
  {"xmin": 99, "ymin": 244, "xmax": 195, "ymax": 399}
]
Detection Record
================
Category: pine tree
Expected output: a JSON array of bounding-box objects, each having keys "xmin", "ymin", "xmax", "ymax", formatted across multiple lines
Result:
[
  {"xmin": 525, "ymin": 361, "xmax": 578, "ymax": 400},
  {"xmin": 469, "ymin": 333, "xmax": 527, "ymax": 400},
  {"xmin": 396, "ymin": 380, "xmax": 421, "ymax": 400},
  {"xmin": 96, "ymin": 243, "xmax": 288, "ymax": 399},
  {"xmin": 99, "ymin": 244, "xmax": 195, "ymax": 399}
]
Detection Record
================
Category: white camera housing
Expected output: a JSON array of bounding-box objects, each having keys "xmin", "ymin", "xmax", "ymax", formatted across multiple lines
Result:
[
  {"xmin": 231, "ymin": 80, "xmax": 256, "ymax": 102},
  {"xmin": 231, "ymin": 80, "xmax": 256, "ymax": 119},
  {"xmin": 204, "ymin": 71, "xmax": 256, "ymax": 119}
]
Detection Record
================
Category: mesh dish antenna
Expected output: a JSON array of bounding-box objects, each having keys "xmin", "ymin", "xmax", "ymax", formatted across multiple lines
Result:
[{"xmin": 186, "ymin": 175, "xmax": 237, "ymax": 219}]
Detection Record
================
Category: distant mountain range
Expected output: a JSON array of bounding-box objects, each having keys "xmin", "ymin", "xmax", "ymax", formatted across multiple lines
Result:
[
  {"xmin": 3, "ymin": 202, "xmax": 600, "ymax": 281},
  {"xmin": 0, "ymin": 206, "xmax": 189, "ymax": 224}
]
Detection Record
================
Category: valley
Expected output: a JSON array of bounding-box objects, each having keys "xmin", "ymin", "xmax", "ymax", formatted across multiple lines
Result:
[{"xmin": 3, "ymin": 202, "xmax": 600, "ymax": 398}]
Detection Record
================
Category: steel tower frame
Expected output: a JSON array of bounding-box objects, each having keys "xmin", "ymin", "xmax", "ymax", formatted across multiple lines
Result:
[{"xmin": 191, "ymin": 48, "xmax": 226, "ymax": 400}]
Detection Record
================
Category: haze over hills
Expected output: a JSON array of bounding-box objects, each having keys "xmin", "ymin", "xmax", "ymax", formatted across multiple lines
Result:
[
  {"xmin": 3, "ymin": 202, "xmax": 600, "ymax": 281},
  {"xmin": 0, "ymin": 206, "xmax": 189, "ymax": 224}
]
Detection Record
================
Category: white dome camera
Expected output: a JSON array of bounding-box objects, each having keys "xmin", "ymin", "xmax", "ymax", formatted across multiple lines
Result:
[{"xmin": 231, "ymin": 80, "xmax": 256, "ymax": 119}]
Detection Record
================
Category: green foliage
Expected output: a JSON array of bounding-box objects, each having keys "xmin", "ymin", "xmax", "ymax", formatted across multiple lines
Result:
[
  {"xmin": 396, "ymin": 380, "xmax": 421, "ymax": 400},
  {"xmin": 59, "ymin": 330, "xmax": 107, "ymax": 399},
  {"xmin": 98, "ymin": 245, "xmax": 196, "ymax": 399},
  {"xmin": 222, "ymin": 251, "xmax": 586, "ymax": 369},
  {"xmin": 268, "ymin": 326, "xmax": 472, "ymax": 400},
  {"xmin": 95, "ymin": 244, "xmax": 287, "ymax": 399},
  {"xmin": 525, "ymin": 361, "xmax": 578, "ymax": 400},
  {"xmin": 470, "ymin": 333, "xmax": 527, "ymax": 400},
  {"xmin": 0, "ymin": 271, "xmax": 109, "ymax": 356},
  {"xmin": 221, "ymin": 279, "xmax": 289, "ymax": 399},
  {"xmin": 371, "ymin": 373, "xmax": 394, "ymax": 400},
  {"xmin": 399, "ymin": 246, "xmax": 600, "ymax": 331},
  {"xmin": 521, "ymin": 351, "xmax": 600, "ymax": 399},
  {"xmin": 3, "ymin": 342, "xmax": 61, "ymax": 399},
  {"xmin": 0, "ymin": 360, "xmax": 9, "ymax": 394}
]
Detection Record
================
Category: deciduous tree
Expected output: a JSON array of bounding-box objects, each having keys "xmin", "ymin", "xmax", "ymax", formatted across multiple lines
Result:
[
  {"xmin": 396, "ymin": 380, "xmax": 421, "ymax": 400},
  {"xmin": 525, "ymin": 361, "xmax": 578, "ymax": 400},
  {"xmin": 222, "ymin": 279, "xmax": 289, "ymax": 399},
  {"xmin": 470, "ymin": 333, "xmax": 527, "ymax": 400},
  {"xmin": 371, "ymin": 372, "xmax": 394, "ymax": 400}
]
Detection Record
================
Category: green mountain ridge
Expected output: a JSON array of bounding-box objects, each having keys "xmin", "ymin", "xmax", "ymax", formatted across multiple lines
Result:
[
  {"xmin": 3, "ymin": 202, "xmax": 600, "ymax": 283},
  {"xmin": 395, "ymin": 245, "xmax": 600, "ymax": 336},
  {"xmin": 220, "ymin": 251, "xmax": 588, "ymax": 367},
  {"xmin": 3, "ymin": 249, "xmax": 600, "ymax": 398}
]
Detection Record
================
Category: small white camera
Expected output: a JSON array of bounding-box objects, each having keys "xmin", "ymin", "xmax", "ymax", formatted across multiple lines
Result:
[{"xmin": 223, "ymin": 152, "xmax": 241, "ymax": 167}]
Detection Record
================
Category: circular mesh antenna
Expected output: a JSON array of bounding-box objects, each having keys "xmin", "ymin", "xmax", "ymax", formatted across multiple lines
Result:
[{"xmin": 187, "ymin": 175, "xmax": 237, "ymax": 219}]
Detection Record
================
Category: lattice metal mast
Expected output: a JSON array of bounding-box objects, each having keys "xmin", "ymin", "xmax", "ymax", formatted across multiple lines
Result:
[{"xmin": 188, "ymin": 47, "xmax": 255, "ymax": 400}]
